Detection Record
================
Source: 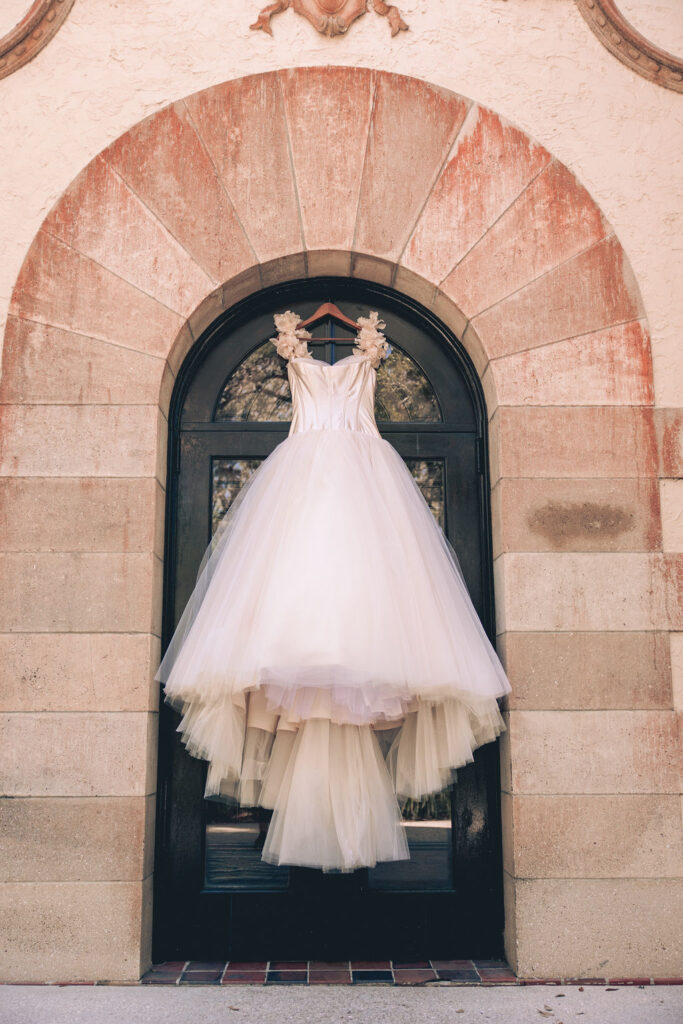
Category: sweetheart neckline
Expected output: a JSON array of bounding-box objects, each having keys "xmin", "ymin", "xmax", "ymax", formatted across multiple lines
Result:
[{"xmin": 289, "ymin": 354, "xmax": 371, "ymax": 370}]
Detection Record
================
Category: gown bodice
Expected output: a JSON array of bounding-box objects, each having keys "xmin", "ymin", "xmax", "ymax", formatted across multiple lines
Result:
[{"xmin": 287, "ymin": 354, "xmax": 381, "ymax": 438}]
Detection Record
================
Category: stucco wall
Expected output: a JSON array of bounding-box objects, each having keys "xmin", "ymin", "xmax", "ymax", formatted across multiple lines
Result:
[{"xmin": 0, "ymin": 0, "xmax": 681, "ymax": 410}]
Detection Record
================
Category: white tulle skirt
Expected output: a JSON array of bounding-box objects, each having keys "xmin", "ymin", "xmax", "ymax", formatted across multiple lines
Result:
[{"xmin": 156, "ymin": 428, "xmax": 511, "ymax": 871}]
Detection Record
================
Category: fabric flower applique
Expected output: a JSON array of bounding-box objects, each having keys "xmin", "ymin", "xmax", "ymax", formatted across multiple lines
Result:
[
  {"xmin": 354, "ymin": 311, "xmax": 391, "ymax": 368},
  {"xmin": 271, "ymin": 311, "xmax": 312, "ymax": 360}
]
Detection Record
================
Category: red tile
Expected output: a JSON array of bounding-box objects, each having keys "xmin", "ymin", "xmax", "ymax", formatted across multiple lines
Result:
[
  {"xmin": 152, "ymin": 962, "xmax": 187, "ymax": 970},
  {"xmin": 309, "ymin": 962, "xmax": 351, "ymax": 971},
  {"xmin": 404, "ymin": 105, "xmax": 552, "ymax": 285},
  {"xmin": 566, "ymin": 977, "xmax": 608, "ymax": 984},
  {"xmin": 471, "ymin": 235, "xmax": 645, "ymax": 361},
  {"xmin": 444, "ymin": 160, "xmax": 609, "ymax": 317},
  {"xmin": 225, "ymin": 962, "xmax": 268, "ymax": 971},
  {"xmin": 308, "ymin": 971, "xmax": 352, "ymax": 984},
  {"xmin": 279, "ymin": 67, "xmax": 374, "ymax": 252},
  {"xmin": 185, "ymin": 75, "xmax": 302, "ymax": 263},
  {"xmin": 104, "ymin": 101, "xmax": 254, "ymax": 285},
  {"xmin": 220, "ymin": 973, "xmax": 266, "ymax": 985},
  {"xmin": 393, "ymin": 969, "xmax": 437, "ymax": 985},
  {"xmin": 489, "ymin": 320, "xmax": 654, "ymax": 408},
  {"xmin": 519, "ymin": 978, "xmax": 563, "ymax": 985},
  {"xmin": 608, "ymin": 978, "xmax": 651, "ymax": 985},
  {"xmin": 653, "ymin": 978, "xmax": 683, "ymax": 984},
  {"xmin": 431, "ymin": 960, "xmax": 475, "ymax": 969},
  {"xmin": 41, "ymin": 155, "xmax": 212, "ymax": 317},
  {"xmin": 351, "ymin": 961, "xmax": 392, "ymax": 969},
  {"xmin": 435, "ymin": 969, "xmax": 480, "ymax": 982},
  {"xmin": 392, "ymin": 961, "xmax": 432, "ymax": 969},
  {"xmin": 269, "ymin": 961, "xmax": 307, "ymax": 970},
  {"xmin": 9, "ymin": 231, "xmax": 183, "ymax": 358},
  {"xmin": 355, "ymin": 73, "xmax": 469, "ymax": 261},
  {"xmin": 478, "ymin": 970, "xmax": 517, "ymax": 983},
  {"xmin": 184, "ymin": 962, "xmax": 224, "ymax": 971}
]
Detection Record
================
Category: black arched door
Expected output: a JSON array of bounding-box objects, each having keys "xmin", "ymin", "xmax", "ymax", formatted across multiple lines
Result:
[{"xmin": 154, "ymin": 280, "xmax": 503, "ymax": 961}]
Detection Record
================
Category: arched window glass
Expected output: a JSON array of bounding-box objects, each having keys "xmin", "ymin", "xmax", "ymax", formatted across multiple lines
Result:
[{"xmin": 214, "ymin": 345, "xmax": 441, "ymax": 423}]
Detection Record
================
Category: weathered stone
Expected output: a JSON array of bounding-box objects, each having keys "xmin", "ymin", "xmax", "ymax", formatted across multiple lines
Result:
[
  {"xmin": 104, "ymin": 100, "xmax": 254, "ymax": 284},
  {"xmin": 471, "ymin": 235, "xmax": 645, "ymax": 360},
  {"xmin": 0, "ymin": 552, "xmax": 161, "ymax": 633},
  {"xmin": 0, "ymin": 404, "xmax": 161, "ymax": 477},
  {"xmin": 655, "ymin": 408, "xmax": 683, "ymax": 479},
  {"xmin": 444, "ymin": 159, "xmax": 609, "ymax": 316},
  {"xmin": 498, "ymin": 631, "xmax": 672, "ymax": 711},
  {"xmin": 259, "ymin": 252, "xmax": 307, "ymax": 288},
  {"xmin": 355, "ymin": 75, "xmax": 469, "ymax": 261},
  {"xmin": 280, "ymin": 66, "xmax": 374, "ymax": 252},
  {"xmin": 504, "ymin": 793, "xmax": 682, "ymax": 878},
  {"xmin": 186, "ymin": 286, "xmax": 224, "ymax": 342},
  {"xmin": 506, "ymin": 710, "xmax": 681, "ymax": 794},
  {"xmin": 41, "ymin": 155, "xmax": 214, "ymax": 316},
  {"xmin": 0, "ymin": 795, "xmax": 155, "ymax": 881},
  {"xmin": 492, "ymin": 477, "xmax": 662, "ymax": 555},
  {"xmin": 671, "ymin": 633, "xmax": 683, "ymax": 713},
  {"xmin": 9, "ymin": 231, "xmax": 184, "ymax": 357},
  {"xmin": 488, "ymin": 320, "xmax": 653, "ymax": 407},
  {"xmin": 404, "ymin": 105, "xmax": 552, "ymax": 285},
  {"xmin": 0, "ymin": 477, "xmax": 164, "ymax": 555},
  {"xmin": 0, "ymin": 879, "xmax": 151, "ymax": 982},
  {"xmin": 494, "ymin": 552, "xmax": 679, "ymax": 633},
  {"xmin": 490, "ymin": 406, "xmax": 658, "ymax": 481},
  {"xmin": 0, "ymin": 317, "xmax": 168, "ymax": 406},
  {"xmin": 306, "ymin": 250, "xmax": 352, "ymax": 278},
  {"xmin": 185, "ymin": 74, "xmax": 303, "ymax": 262},
  {"xmin": 0, "ymin": 633, "xmax": 160, "ymax": 713},
  {"xmin": 0, "ymin": 712, "xmax": 156, "ymax": 796},
  {"xmin": 660, "ymin": 479, "xmax": 683, "ymax": 552},
  {"xmin": 514, "ymin": 878, "xmax": 683, "ymax": 978}
]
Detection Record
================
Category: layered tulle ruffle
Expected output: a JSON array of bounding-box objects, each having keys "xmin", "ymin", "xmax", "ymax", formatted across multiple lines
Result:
[{"xmin": 156, "ymin": 428, "xmax": 510, "ymax": 870}]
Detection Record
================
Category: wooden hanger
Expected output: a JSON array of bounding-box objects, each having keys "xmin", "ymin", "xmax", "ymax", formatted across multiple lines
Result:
[{"xmin": 297, "ymin": 302, "xmax": 359, "ymax": 340}]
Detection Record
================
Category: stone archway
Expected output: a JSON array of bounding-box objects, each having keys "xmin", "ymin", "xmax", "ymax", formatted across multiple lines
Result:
[{"xmin": 1, "ymin": 68, "xmax": 678, "ymax": 983}]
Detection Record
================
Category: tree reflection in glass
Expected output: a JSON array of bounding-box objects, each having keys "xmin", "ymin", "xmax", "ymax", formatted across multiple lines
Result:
[{"xmin": 214, "ymin": 343, "xmax": 441, "ymax": 423}]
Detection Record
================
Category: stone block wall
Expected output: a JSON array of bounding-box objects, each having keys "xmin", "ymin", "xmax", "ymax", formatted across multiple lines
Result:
[{"xmin": 0, "ymin": 67, "xmax": 680, "ymax": 981}]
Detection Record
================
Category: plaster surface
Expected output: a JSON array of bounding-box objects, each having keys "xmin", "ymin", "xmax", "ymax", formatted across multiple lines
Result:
[{"xmin": 0, "ymin": 0, "xmax": 681, "ymax": 405}]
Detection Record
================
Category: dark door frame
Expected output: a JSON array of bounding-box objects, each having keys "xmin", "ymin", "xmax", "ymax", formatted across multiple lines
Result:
[{"xmin": 152, "ymin": 277, "xmax": 504, "ymax": 962}]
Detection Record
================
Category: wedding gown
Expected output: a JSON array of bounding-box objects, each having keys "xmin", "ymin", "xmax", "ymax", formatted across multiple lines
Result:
[{"xmin": 156, "ymin": 311, "xmax": 511, "ymax": 872}]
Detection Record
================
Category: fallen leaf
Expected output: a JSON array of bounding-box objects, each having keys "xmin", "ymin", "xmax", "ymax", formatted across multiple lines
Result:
[
  {"xmin": 544, "ymin": 1006, "xmax": 554, "ymax": 1011},
  {"xmin": 578, "ymin": 986, "xmax": 584, "ymax": 992},
  {"xmin": 605, "ymin": 987, "xmax": 618, "ymax": 991},
  {"xmin": 555, "ymin": 993, "xmax": 566, "ymax": 997},
  {"xmin": 538, "ymin": 1013, "xmax": 553, "ymax": 1018}
]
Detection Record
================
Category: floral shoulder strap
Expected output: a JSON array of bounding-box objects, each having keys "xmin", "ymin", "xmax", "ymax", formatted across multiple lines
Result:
[{"xmin": 270, "ymin": 311, "xmax": 312, "ymax": 360}]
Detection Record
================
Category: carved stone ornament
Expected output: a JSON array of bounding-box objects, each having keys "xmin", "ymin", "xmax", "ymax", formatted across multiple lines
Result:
[
  {"xmin": 575, "ymin": 0, "xmax": 683, "ymax": 92},
  {"xmin": 0, "ymin": 0, "xmax": 76, "ymax": 80},
  {"xmin": 251, "ymin": 0, "xmax": 408, "ymax": 38}
]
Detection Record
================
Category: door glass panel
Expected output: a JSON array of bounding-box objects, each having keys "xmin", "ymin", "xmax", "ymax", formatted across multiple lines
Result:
[
  {"xmin": 209, "ymin": 456, "xmax": 289, "ymax": 890},
  {"xmin": 406, "ymin": 458, "xmax": 445, "ymax": 529},
  {"xmin": 376, "ymin": 349, "xmax": 441, "ymax": 422},
  {"xmin": 212, "ymin": 457, "xmax": 263, "ymax": 535},
  {"xmin": 369, "ymin": 457, "xmax": 452, "ymax": 891},
  {"xmin": 215, "ymin": 342, "xmax": 292, "ymax": 422}
]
